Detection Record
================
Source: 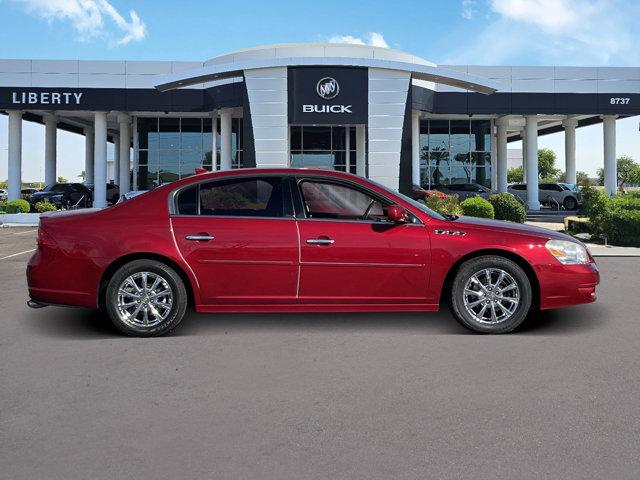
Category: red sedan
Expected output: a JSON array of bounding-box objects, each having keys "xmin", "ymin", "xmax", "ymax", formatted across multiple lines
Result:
[{"xmin": 27, "ymin": 169, "xmax": 599, "ymax": 336}]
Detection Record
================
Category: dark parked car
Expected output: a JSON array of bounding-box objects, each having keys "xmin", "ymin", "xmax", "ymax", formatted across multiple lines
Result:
[
  {"xmin": 87, "ymin": 183, "xmax": 120, "ymax": 205},
  {"xmin": 431, "ymin": 183, "xmax": 496, "ymax": 200},
  {"xmin": 20, "ymin": 187, "xmax": 40, "ymax": 201},
  {"xmin": 29, "ymin": 183, "xmax": 92, "ymax": 209}
]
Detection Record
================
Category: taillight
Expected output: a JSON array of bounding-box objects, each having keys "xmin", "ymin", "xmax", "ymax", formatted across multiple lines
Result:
[{"xmin": 37, "ymin": 228, "xmax": 56, "ymax": 247}]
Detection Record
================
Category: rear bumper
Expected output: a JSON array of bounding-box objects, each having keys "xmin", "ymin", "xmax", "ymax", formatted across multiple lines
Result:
[
  {"xmin": 537, "ymin": 261, "xmax": 600, "ymax": 310},
  {"xmin": 27, "ymin": 248, "xmax": 102, "ymax": 308}
]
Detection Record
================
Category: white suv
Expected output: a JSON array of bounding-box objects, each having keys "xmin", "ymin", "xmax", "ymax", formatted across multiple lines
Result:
[{"xmin": 508, "ymin": 182, "xmax": 581, "ymax": 210}]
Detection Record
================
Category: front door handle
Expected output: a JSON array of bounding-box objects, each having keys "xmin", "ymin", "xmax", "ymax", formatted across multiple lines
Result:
[
  {"xmin": 185, "ymin": 234, "xmax": 214, "ymax": 241},
  {"xmin": 306, "ymin": 238, "xmax": 335, "ymax": 245}
]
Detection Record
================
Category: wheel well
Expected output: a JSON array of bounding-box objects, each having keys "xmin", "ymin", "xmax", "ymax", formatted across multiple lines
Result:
[
  {"xmin": 98, "ymin": 253, "xmax": 195, "ymax": 309},
  {"xmin": 439, "ymin": 249, "xmax": 540, "ymax": 309}
]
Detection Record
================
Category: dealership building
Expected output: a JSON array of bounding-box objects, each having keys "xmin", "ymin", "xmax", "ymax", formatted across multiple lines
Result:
[{"xmin": 1, "ymin": 43, "xmax": 639, "ymax": 209}]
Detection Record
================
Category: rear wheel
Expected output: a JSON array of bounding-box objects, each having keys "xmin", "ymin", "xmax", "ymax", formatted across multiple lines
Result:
[
  {"xmin": 449, "ymin": 255, "xmax": 532, "ymax": 333},
  {"xmin": 563, "ymin": 196, "xmax": 578, "ymax": 210},
  {"xmin": 105, "ymin": 259, "xmax": 188, "ymax": 336}
]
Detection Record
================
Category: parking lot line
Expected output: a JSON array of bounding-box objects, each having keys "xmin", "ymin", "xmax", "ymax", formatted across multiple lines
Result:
[
  {"xmin": 13, "ymin": 229, "xmax": 38, "ymax": 235},
  {"xmin": 0, "ymin": 249, "xmax": 36, "ymax": 261}
]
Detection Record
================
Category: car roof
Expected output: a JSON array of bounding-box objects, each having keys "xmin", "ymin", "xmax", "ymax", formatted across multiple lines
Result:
[{"xmin": 162, "ymin": 168, "xmax": 365, "ymax": 189}]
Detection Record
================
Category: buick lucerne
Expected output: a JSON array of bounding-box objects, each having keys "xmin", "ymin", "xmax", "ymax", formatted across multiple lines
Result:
[{"xmin": 27, "ymin": 169, "xmax": 599, "ymax": 336}]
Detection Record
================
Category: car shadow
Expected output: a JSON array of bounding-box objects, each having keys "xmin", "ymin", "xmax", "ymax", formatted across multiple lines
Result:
[
  {"xmin": 25, "ymin": 306, "xmax": 119, "ymax": 339},
  {"xmin": 25, "ymin": 302, "xmax": 608, "ymax": 339}
]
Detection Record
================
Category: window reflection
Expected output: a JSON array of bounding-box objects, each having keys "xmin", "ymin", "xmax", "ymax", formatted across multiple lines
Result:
[
  {"xmin": 419, "ymin": 119, "xmax": 493, "ymax": 188},
  {"xmin": 289, "ymin": 126, "xmax": 354, "ymax": 173},
  {"xmin": 136, "ymin": 116, "xmax": 243, "ymax": 190}
]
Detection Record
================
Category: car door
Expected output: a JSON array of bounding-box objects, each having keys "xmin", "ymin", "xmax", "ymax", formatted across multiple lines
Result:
[
  {"xmin": 294, "ymin": 178, "xmax": 430, "ymax": 305},
  {"xmin": 170, "ymin": 175, "xmax": 299, "ymax": 305}
]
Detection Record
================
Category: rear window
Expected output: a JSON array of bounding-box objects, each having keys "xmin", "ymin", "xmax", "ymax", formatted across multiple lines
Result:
[{"xmin": 175, "ymin": 177, "xmax": 284, "ymax": 217}]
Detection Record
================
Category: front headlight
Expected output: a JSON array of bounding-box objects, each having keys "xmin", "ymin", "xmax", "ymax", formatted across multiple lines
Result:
[{"xmin": 545, "ymin": 239, "xmax": 590, "ymax": 265}]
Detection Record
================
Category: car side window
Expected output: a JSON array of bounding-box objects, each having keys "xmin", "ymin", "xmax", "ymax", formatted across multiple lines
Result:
[
  {"xmin": 299, "ymin": 180, "xmax": 389, "ymax": 222},
  {"xmin": 176, "ymin": 185, "xmax": 198, "ymax": 215},
  {"xmin": 194, "ymin": 177, "xmax": 284, "ymax": 217}
]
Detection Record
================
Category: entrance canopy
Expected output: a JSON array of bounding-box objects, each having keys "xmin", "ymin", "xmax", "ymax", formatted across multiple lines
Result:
[{"xmin": 154, "ymin": 43, "xmax": 500, "ymax": 95}]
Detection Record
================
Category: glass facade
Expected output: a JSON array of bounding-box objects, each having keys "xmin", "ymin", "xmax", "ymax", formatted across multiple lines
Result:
[
  {"xmin": 290, "ymin": 126, "xmax": 356, "ymax": 174},
  {"xmin": 419, "ymin": 119, "xmax": 492, "ymax": 188},
  {"xmin": 136, "ymin": 116, "xmax": 243, "ymax": 190}
]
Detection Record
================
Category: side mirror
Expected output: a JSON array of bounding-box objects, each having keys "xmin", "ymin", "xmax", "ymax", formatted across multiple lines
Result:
[{"xmin": 387, "ymin": 204, "xmax": 408, "ymax": 223}]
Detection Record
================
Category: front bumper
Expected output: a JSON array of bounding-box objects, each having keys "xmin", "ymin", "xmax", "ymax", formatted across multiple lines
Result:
[{"xmin": 537, "ymin": 261, "xmax": 600, "ymax": 310}]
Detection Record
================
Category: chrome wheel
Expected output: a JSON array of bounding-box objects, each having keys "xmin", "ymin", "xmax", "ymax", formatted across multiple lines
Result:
[
  {"xmin": 116, "ymin": 272, "xmax": 173, "ymax": 329},
  {"xmin": 463, "ymin": 268, "xmax": 520, "ymax": 325}
]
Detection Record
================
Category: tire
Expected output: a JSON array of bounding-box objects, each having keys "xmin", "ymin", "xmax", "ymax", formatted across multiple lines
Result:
[
  {"xmin": 563, "ymin": 196, "xmax": 577, "ymax": 211},
  {"xmin": 449, "ymin": 255, "xmax": 532, "ymax": 334},
  {"xmin": 105, "ymin": 259, "xmax": 188, "ymax": 337}
]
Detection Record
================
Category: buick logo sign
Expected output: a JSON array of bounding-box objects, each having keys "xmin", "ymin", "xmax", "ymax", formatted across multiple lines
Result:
[{"xmin": 316, "ymin": 77, "xmax": 339, "ymax": 99}]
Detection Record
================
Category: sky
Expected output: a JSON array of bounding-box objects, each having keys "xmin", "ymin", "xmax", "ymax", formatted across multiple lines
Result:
[{"xmin": 0, "ymin": 0, "xmax": 639, "ymax": 182}]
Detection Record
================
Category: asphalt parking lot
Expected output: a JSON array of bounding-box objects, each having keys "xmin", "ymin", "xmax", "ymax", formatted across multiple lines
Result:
[{"xmin": 1, "ymin": 227, "xmax": 639, "ymax": 479}]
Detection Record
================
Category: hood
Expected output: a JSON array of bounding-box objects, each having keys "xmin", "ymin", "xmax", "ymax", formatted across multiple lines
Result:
[
  {"xmin": 30, "ymin": 191, "xmax": 56, "ymax": 199},
  {"xmin": 450, "ymin": 215, "xmax": 573, "ymax": 241}
]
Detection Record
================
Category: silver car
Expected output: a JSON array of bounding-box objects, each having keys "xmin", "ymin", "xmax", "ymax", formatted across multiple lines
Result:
[{"xmin": 508, "ymin": 182, "xmax": 581, "ymax": 210}]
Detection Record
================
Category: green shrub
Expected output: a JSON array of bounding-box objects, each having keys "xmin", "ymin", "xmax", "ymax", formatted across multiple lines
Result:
[
  {"xmin": 425, "ymin": 195, "xmax": 463, "ymax": 217},
  {"xmin": 579, "ymin": 187, "xmax": 609, "ymax": 235},
  {"xmin": 34, "ymin": 200, "xmax": 58, "ymax": 213},
  {"xmin": 602, "ymin": 208, "xmax": 640, "ymax": 247},
  {"xmin": 460, "ymin": 196, "xmax": 495, "ymax": 219},
  {"xmin": 6, "ymin": 199, "xmax": 30, "ymax": 214},
  {"xmin": 488, "ymin": 193, "xmax": 526, "ymax": 223}
]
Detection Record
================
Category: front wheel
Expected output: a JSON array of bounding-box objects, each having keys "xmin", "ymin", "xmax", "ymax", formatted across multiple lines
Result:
[
  {"xmin": 105, "ymin": 259, "xmax": 188, "ymax": 336},
  {"xmin": 449, "ymin": 256, "xmax": 532, "ymax": 333},
  {"xmin": 563, "ymin": 196, "xmax": 578, "ymax": 211}
]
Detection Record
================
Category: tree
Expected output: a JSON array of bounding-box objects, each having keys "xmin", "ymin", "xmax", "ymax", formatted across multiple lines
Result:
[
  {"xmin": 78, "ymin": 170, "xmax": 86, "ymax": 181},
  {"xmin": 507, "ymin": 166, "xmax": 524, "ymax": 183},
  {"xmin": 57, "ymin": 176, "xmax": 68, "ymax": 183},
  {"xmin": 596, "ymin": 156, "xmax": 640, "ymax": 188},
  {"xmin": 556, "ymin": 170, "xmax": 592, "ymax": 186},
  {"xmin": 538, "ymin": 148, "xmax": 560, "ymax": 181}
]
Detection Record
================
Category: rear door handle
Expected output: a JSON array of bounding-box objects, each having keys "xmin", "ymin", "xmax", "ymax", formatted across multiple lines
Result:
[
  {"xmin": 185, "ymin": 234, "xmax": 214, "ymax": 241},
  {"xmin": 306, "ymin": 238, "xmax": 334, "ymax": 245}
]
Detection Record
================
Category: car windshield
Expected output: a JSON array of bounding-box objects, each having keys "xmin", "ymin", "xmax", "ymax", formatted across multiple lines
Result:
[
  {"xmin": 561, "ymin": 183, "xmax": 578, "ymax": 191},
  {"xmin": 366, "ymin": 179, "xmax": 447, "ymax": 221}
]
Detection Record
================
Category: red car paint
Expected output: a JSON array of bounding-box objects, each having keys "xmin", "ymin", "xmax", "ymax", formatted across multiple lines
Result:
[{"xmin": 27, "ymin": 169, "xmax": 599, "ymax": 313}]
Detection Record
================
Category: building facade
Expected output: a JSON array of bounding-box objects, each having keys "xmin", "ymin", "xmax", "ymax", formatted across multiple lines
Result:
[{"xmin": 1, "ymin": 43, "xmax": 639, "ymax": 209}]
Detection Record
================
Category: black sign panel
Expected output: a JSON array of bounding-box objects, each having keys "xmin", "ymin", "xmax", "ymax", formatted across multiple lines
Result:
[
  {"xmin": 0, "ymin": 85, "xmax": 243, "ymax": 112},
  {"xmin": 288, "ymin": 67, "xmax": 368, "ymax": 124}
]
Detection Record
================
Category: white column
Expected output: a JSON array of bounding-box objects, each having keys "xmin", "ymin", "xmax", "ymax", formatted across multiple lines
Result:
[
  {"xmin": 355, "ymin": 125, "xmax": 366, "ymax": 177},
  {"xmin": 43, "ymin": 114, "xmax": 58, "ymax": 186},
  {"xmin": 132, "ymin": 116, "xmax": 138, "ymax": 190},
  {"xmin": 563, "ymin": 117, "xmax": 578, "ymax": 185},
  {"xmin": 118, "ymin": 113, "xmax": 131, "ymax": 194},
  {"xmin": 113, "ymin": 134, "xmax": 120, "ymax": 185},
  {"xmin": 490, "ymin": 119, "xmax": 498, "ymax": 191},
  {"xmin": 93, "ymin": 112, "xmax": 108, "ymax": 208},
  {"xmin": 411, "ymin": 111, "xmax": 420, "ymax": 185},
  {"xmin": 210, "ymin": 110, "xmax": 218, "ymax": 170},
  {"xmin": 84, "ymin": 126, "xmax": 94, "ymax": 186},
  {"xmin": 345, "ymin": 126, "xmax": 351, "ymax": 172},
  {"xmin": 602, "ymin": 115, "xmax": 618, "ymax": 196},
  {"xmin": 495, "ymin": 117, "xmax": 509, "ymax": 192},
  {"xmin": 525, "ymin": 115, "xmax": 540, "ymax": 210},
  {"xmin": 220, "ymin": 109, "xmax": 233, "ymax": 170},
  {"xmin": 7, "ymin": 110, "xmax": 22, "ymax": 201},
  {"xmin": 521, "ymin": 127, "xmax": 527, "ymax": 184}
]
